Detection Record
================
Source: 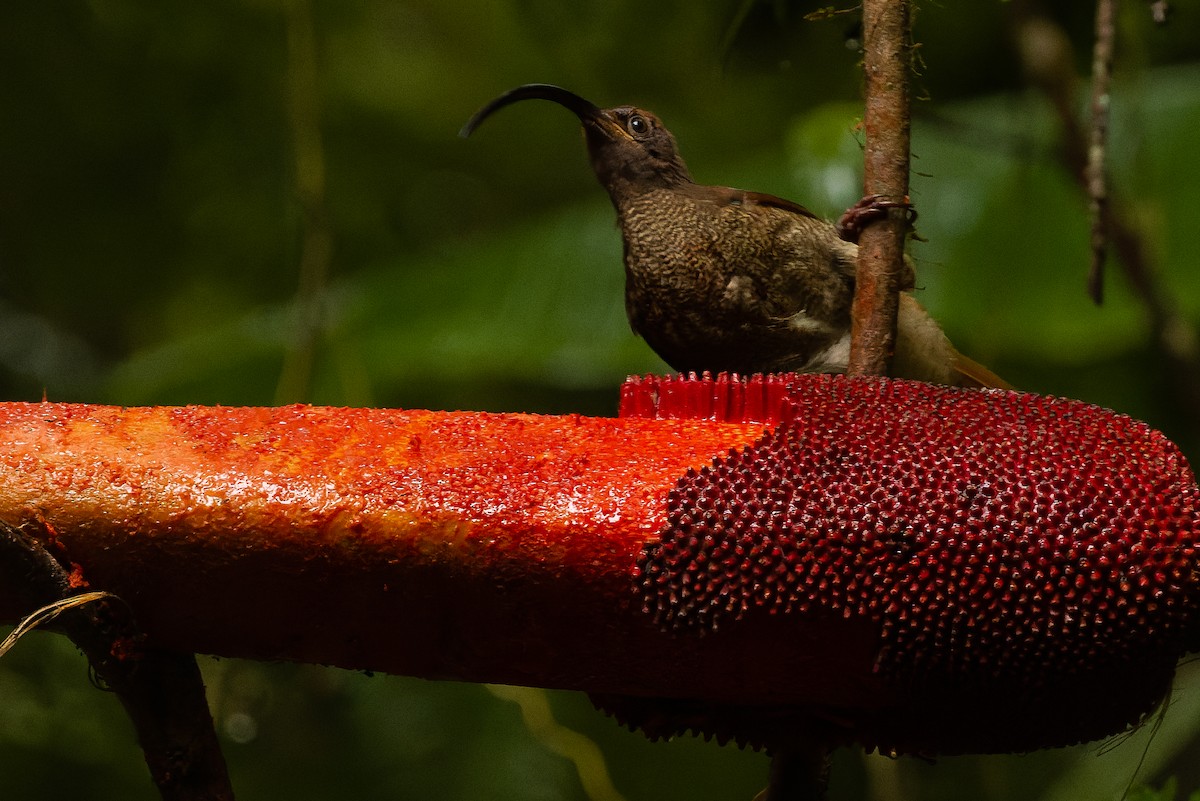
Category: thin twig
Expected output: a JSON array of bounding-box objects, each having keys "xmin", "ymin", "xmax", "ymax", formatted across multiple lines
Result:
[
  {"xmin": 847, "ymin": 0, "xmax": 912, "ymax": 378},
  {"xmin": 0, "ymin": 520, "xmax": 234, "ymax": 801}
]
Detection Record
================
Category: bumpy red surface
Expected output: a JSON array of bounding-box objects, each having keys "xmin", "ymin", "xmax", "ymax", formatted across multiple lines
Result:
[{"xmin": 626, "ymin": 373, "xmax": 1200, "ymax": 702}]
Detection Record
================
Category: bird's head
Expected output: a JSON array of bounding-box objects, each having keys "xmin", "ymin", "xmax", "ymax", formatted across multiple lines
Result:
[{"xmin": 460, "ymin": 84, "xmax": 694, "ymax": 197}]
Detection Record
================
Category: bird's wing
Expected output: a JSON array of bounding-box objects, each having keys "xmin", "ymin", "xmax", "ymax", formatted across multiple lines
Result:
[{"xmin": 707, "ymin": 187, "xmax": 821, "ymax": 220}]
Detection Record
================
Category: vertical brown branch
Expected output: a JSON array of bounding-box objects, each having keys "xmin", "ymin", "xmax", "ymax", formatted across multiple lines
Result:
[
  {"xmin": 762, "ymin": 744, "xmax": 832, "ymax": 801},
  {"xmin": 1087, "ymin": 0, "xmax": 1116, "ymax": 304},
  {"xmin": 848, "ymin": 0, "xmax": 912, "ymax": 378}
]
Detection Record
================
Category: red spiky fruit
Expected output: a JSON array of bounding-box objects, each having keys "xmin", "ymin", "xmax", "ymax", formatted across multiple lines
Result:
[{"xmin": 610, "ymin": 373, "xmax": 1200, "ymax": 754}]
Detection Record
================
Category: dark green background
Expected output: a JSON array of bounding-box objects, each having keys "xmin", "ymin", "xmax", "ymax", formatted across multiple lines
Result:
[{"xmin": 3, "ymin": 2, "xmax": 1200, "ymax": 799}]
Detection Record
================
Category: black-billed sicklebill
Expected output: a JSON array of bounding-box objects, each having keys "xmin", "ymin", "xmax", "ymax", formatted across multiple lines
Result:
[{"xmin": 461, "ymin": 84, "xmax": 1004, "ymax": 388}]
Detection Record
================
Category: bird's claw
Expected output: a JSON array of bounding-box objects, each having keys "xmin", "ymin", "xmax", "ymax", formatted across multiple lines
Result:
[{"xmin": 836, "ymin": 194, "xmax": 918, "ymax": 243}]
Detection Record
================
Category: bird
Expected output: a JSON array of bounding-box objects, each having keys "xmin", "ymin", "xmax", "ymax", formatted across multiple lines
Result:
[{"xmin": 461, "ymin": 84, "xmax": 1006, "ymax": 388}]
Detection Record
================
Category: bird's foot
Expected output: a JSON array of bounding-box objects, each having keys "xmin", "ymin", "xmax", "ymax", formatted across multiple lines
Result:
[{"xmin": 835, "ymin": 194, "xmax": 917, "ymax": 243}]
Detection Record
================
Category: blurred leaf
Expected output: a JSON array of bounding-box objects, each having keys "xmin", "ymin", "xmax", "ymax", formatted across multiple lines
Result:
[
  {"xmin": 1126, "ymin": 777, "xmax": 1185, "ymax": 801},
  {"xmin": 107, "ymin": 201, "xmax": 667, "ymax": 408},
  {"xmin": 785, "ymin": 101, "xmax": 864, "ymax": 215},
  {"xmin": 1036, "ymin": 661, "xmax": 1200, "ymax": 801}
]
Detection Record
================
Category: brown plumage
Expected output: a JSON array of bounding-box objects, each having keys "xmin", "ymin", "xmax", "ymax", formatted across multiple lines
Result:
[{"xmin": 462, "ymin": 85, "xmax": 1006, "ymax": 389}]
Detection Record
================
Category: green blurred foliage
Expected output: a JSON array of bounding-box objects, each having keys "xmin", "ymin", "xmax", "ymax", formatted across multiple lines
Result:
[
  {"xmin": 4, "ymin": 1, "xmax": 1200, "ymax": 799},
  {"xmin": 1127, "ymin": 776, "xmax": 1200, "ymax": 801}
]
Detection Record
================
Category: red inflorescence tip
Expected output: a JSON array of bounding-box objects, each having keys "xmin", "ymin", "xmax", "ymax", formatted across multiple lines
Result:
[
  {"xmin": 620, "ymin": 371, "xmax": 798, "ymax": 426},
  {"xmin": 620, "ymin": 372, "xmax": 1200, "ymax": 752}
]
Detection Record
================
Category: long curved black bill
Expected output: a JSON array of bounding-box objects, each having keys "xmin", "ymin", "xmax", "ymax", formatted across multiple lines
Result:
[{"xmin": 459, "ymin": 84, "xmax": 602, "ymax": 138}]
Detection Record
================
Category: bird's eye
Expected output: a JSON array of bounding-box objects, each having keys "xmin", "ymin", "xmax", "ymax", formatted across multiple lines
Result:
[{"xmin": 627, "ymin": 115, "xmax": 650, "ymax": 136}]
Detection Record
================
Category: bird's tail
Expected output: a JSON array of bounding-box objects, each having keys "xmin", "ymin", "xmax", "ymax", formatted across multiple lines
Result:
[
  {"xmin": 950, "ymin": 351, "xmax": 1012, "ymax": 390},
  {"xmin": 894, "ymin": 294, "xmax": 1010, "ymax": 390}
]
